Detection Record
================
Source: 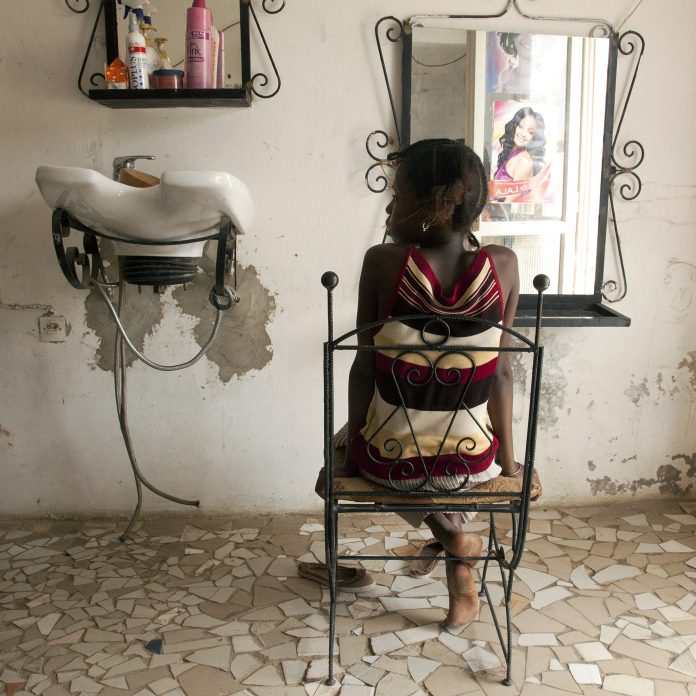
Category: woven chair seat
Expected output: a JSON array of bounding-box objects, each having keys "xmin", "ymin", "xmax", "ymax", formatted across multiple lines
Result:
[{"xmin": 316, "ymin": 449, "xmax": 539, "ymax": 505}]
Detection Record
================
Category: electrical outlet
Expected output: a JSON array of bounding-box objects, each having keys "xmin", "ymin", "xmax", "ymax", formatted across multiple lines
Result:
[{"xmin": 39, "ymin": 315, "xmax": 67, "ymax": 342}]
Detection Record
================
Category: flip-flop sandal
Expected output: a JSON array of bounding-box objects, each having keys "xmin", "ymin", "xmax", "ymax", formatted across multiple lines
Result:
[
  {"xmin": 409, "ymin": 539, "xmax": 445, "ymax": 578},
  {"xmin": 298, "ymin": 562, "xmax": 375, "ymax": 591}
]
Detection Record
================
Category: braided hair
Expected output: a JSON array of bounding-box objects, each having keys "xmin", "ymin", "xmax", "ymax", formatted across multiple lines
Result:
[{"xmin": 388, "ymin": 139, "xmax": 487, "ymax": 248}]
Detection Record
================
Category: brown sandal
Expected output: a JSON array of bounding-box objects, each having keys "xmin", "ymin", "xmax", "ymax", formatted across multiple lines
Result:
[
  {"xmin": 409, "ymin": 539, "xmax": 445, "ymax": 578},
  {"xmin": 298, "ymin": 562, "xmax": 375, "ymax": 591}
]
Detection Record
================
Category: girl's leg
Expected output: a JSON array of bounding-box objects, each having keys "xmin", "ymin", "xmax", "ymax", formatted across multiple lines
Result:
[
  {"xmin": 444, "ymin": 560, "xmax": 479, "ymax": 630},
  {"xmin": 424, "ymin": 512, "xmax": 482, "ymax": 559},
  {"xmin": 425, "ymin": 512, "xmax": 482, "ymax": 630}
]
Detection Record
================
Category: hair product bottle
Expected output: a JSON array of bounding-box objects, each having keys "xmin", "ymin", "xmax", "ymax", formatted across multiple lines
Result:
[
  {"xmin": 126, "ymin": 11, "xmax": 149, "ymax": 89},
  {"xmin": 154, "ymin": 37, "xmax": 172, "ymax": 69},
  {"xmin": 140, "ymin": 21, "xmax": 160, "ymax": 78},
  {"xmin": 210, "ymin": 26, "xmax": 219, "ymax": 87},
  {"xmin": 184, "ymin": 0, "xmax": 212, "ymax": 88},
  {"xmin": 216, "ymin": 30, "xmax": 224, "ymax": 87}
]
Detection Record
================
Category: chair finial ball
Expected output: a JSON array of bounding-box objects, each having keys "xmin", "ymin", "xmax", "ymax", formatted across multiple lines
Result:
[
  {"xmin": 321, "ymin": 271, "xmax": 339, "ymax": 289},
  {"xmin": 533, "ymin": 274, "xmax": 551, "ymax": 292}
]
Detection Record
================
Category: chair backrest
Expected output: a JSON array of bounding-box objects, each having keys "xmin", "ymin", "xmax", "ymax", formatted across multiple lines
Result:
[{"xmin": 321, "ymin": 270, "xmax": 548, "ymax": 506}]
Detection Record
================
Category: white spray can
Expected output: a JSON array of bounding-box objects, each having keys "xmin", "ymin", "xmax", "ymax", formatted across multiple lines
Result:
[{"xmin": 126, "ymin": 11, "xmax": 149, "ymax": 89}]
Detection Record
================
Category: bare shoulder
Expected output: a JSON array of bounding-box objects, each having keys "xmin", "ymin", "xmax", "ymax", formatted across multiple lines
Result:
[
  {"xmin": 482, "ymin": 244, "xmax": 518, "ymax": 273},
  {"xmin": 364, "ymin": 243, "xmax": 407, "ymax": 264},
  {"xmin": 363, "ymin": 243, "xmax": 409, "ymax": 277}
]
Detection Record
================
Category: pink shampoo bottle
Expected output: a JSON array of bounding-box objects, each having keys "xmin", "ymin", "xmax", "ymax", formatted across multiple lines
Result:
[{"xmin": 184, "ymin": 0, "xmax": 212, "ymax": 88}]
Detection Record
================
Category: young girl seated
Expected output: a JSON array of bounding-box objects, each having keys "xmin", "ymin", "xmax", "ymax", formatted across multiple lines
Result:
[{"xmin": 341, "ymin": 138, "xmax": 539, "ymax": 632}]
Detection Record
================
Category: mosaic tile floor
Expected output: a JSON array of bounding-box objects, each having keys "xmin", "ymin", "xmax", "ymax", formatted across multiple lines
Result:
[{"xmin": 2, "ymin": 500, "xmax": 696, "ymax": 696}]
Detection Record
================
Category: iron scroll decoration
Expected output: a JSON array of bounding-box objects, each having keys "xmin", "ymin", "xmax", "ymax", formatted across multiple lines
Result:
[
  {"xmin": 68, "ymin": 0, "xmax": 106, "ymax": 96},
  {"xmin": 51, "ymin": 208, "xmax": 239, "ymax": 309},
  {"xmin": 602, "ymin": 30, "xmax": 645, "ymax": 302},
  {"xmin": 365, "ymin": 17, "xmax": 404, "ymax": 194},
  {"xmin": 69, "ymin": 0, "xmax": 284, "ymax": 100},
  {"xmin": 365, "ymin": 6, "xmax": 645, "ymax": 305},
  {"xmin": 246, "ymin": 0, "xmax": 284, "ymax": 98}
]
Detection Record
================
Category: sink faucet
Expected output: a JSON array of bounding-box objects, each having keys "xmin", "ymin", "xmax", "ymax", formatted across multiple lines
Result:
[{"xmin": 112, "ymin": 155, "xmax": 155, "ymax": 181}]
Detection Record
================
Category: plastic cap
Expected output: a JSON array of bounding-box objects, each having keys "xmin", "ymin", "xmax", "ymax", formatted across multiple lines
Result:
[{"xmin": 192, "ymin": 0, "xmax": 207, "ymax": 7}]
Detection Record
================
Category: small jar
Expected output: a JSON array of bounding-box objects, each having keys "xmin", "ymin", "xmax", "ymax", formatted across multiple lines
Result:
[{"xmin": 151, "ymin": 69, "xmax": 184, "ymax": 90}]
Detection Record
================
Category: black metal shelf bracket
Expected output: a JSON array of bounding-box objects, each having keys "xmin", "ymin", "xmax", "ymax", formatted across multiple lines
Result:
[
  {"xmin": 68, "ymin": 0, "xmax": 106, "ymax": 97},
  {"xmin": 246, "ymin": 0, "xmax": 284, "ymax": 98},
  {"xmin": 65, "ymin": 0, "xmax": 90, "ymax": 13},
  {"xmin": 602, "ymin": 30, "xmax": 645, "ymax": 303}
]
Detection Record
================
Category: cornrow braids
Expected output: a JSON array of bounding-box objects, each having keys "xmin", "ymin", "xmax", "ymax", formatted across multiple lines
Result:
[{"xmin": 388, "ymin": 139, "xmax": 487, "ymax": 243}]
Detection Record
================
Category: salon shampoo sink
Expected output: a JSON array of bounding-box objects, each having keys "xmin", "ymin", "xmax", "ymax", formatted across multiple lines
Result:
[{"xmin": 35, "ymin": 166, "xmax": 254, "ymax": 257}]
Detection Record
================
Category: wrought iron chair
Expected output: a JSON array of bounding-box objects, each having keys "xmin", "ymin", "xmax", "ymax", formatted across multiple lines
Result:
[{"xmin": 316, "ymin": 270, "xmax": 549, "ymax": 687}]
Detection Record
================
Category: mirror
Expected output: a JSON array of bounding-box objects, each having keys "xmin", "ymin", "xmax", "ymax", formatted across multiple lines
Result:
[
  {"xmin": 110, "ymin": 0, "xmax": 245, "ymax": 87},
  {"xmin": 403, "ymin": 24, "xmax": 615, "ymax": 297}
]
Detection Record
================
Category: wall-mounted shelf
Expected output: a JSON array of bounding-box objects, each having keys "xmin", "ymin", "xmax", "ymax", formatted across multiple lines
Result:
[
  {"xmin": 514, "ymin": 303, "xmax": 630, "ymax": 328},
  {"xmin": 73, "ymin": 0, "xmax": 283, "ymax": 107},
  {"xmin": 88, "ymin": 88, "xmax": 251, "ymax": 109}
]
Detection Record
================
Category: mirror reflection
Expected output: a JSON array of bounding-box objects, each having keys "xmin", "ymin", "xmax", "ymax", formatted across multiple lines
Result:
[
  {"xmin": 114, "ymin": 1, "xmax": 243, "ymax": 87},
  {"xmin": 406, "ymin": 26, "xmax": 611, "ymax": 295}
]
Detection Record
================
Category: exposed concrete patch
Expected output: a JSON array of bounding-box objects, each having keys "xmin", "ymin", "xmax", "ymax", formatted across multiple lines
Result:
[
  {"xmin": 672, "ymin": 452, "xmax": 696, "ymax": 478},
  {"xmin": 0, "ymin": 298, "xmax": 52, "ymax": 312},
  {"xmin": 172, "ymin": 251, "xmax": 275, "ymax": 383},
  {"xmin": 0, "ymin": 425, "xmax": 12, "ymax": 448},
  {"xmin": 510, "ymin": 351, "xmax": 528, "ymax": 394},
  {"xmin": 623, "ymin": 378, "xmax": 650, "ymax": 406},
  {"xmin": 83, "ymin": 246, "xmax": 275, "ymax": 380},
  {"xmin": 587, "ymin": 456, "xmax": 696, "ymax": 497},
  {"xmin": 655, "ymin": 371, "xmax": 679, "ymax": 397},
  {"xmin": 85, "ymin": 280, "xmax": 164, "ymax": 371},
  {"xmin": 536, "ymin": 333, "xmax": 570, "ymax": 429},
  {"xmin": 678, "ymin": 351, "xmax": 696, "ymax": 391}
]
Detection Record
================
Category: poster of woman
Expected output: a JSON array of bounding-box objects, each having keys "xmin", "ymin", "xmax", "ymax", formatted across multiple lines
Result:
[
  {"xmin": 486, "ymin": 32, "xmax": 568, "ymax": 97},
  {"xmin": 488, "ymin": 100, "xmax": 561, "ymax": 206}
]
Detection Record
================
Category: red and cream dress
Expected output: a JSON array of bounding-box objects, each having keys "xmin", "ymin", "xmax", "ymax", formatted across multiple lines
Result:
[{"xmin": 351, "ymin": 246, "xmax": 504, "ymax": 493}]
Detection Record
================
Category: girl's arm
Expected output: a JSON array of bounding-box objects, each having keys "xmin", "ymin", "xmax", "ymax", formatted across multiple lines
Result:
[
  {"xmin": 485, "ymin": 246, "xmax": 519, "ymax": 475},
  {"xmin": 343, "ymin": 245, "xmax": 405, "ymax": 474},
  {"xmin": 486, "ymin": 245, "xmax": 542, "ymax": 498},
  {"xmin": 343, "ymin": 249, "xmax": 381, "ymax": 474}
]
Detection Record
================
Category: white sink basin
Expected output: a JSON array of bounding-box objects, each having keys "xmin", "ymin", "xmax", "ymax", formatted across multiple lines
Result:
[{"xmin": 35, "ymin": 166, "xmax": 254, "ymax": 257}]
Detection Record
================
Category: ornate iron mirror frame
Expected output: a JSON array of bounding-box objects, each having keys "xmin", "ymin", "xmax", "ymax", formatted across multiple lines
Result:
[
  {"xmin": 66, "ymin": 0, "xmax": 284, "ymax": 103},
  {"xmin": 365, "ymin": 3, "xmax": 644, "ymax": 327}
]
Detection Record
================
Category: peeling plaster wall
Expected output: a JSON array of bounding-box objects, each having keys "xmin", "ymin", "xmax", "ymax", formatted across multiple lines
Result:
[{"xmin": 0, "ymin": 0, "xmax": 694, "ymax": 516}]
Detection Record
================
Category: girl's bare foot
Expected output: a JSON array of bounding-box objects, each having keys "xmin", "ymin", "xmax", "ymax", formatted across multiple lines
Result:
[{"xmin": 444, "ymin": 560, "xmax": 479, "ymax": 632}]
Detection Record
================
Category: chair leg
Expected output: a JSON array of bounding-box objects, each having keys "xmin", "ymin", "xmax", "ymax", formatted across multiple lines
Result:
[
  {"xmin": 482, "ymin": 512, "xmax": 515, "ymax": 686},
  {"xmin": 324, "ymin": 500, "xmax": 338, "ymax": 686},
  {"xmin": 478, "ymin": 512, "xmax": 496, "ymax": 597},
  {"xmin": 502, "ymin": 565, "xmax": 515, "ymax": 686}
]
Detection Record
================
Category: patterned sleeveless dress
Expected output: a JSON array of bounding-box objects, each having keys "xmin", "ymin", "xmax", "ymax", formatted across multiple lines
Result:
[{"xmin": 351, "ymin": 246, "xmax": 504, "ymax": 491}]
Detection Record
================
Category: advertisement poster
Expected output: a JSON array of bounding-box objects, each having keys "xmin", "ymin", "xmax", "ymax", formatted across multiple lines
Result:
[
  {"xmin": 488, "ymin": 100, "xmax": 560, "ymax": 205},
  {"xmin": 483, "ymin": 32, "xmax": 568, "ymax": 221}
]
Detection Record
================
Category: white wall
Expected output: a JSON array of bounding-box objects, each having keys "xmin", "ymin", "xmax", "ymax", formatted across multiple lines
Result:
[{"xmin": 0, "ymin": 0, "xmax": 694, "ymax": 517}]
